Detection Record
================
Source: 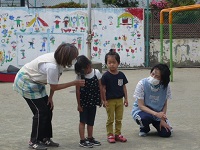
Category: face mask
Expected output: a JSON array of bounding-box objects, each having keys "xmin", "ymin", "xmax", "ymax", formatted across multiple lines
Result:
[
  {"xmin": 148, "ymin": 76, "xmax": 160, "ymax": 86},
  {"xmin": 71, "ymin": 59, "xmax": 77, "ymax": 65}
]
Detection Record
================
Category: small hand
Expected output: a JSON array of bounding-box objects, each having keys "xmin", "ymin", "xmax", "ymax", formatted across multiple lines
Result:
[
  {"xmin": 77, "ymin": 105, "xmax": 83, "ymax": 112},
  {"xmin": 103, "ymin": 101, "xmax": 108, "ymax": 108},
  {"xmin": 124, "ymin": 100, "xmax": 128, "ymax": 107}
]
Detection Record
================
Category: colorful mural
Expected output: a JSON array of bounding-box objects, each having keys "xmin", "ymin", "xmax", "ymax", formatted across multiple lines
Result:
[
  {"xmin": 91, "ymin": 8, "xmax": 144, "ymax": 68},
  {"xmin": 0, "ymin": 7, "xmax": 145, "ymax": 71}
]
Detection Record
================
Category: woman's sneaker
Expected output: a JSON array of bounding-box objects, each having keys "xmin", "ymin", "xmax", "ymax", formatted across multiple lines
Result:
[
  {"xmin": 139, "ymin": 131, "xmax": 147, "ymax": 137},
  {"xmin": 79, "ymin": 139, "xmax": 93, "ymax": 148},
  {"xmin": 87, "ymin": 137, "xmax": 101, "ymax": 146},
  {"xmin": 166, "ymin": 119, "xmax": 173, "ymax": 132},
  {"xmin": 29, "ymin": 141, "xmax": 47, "ymax": 150},
  {"xmin": 42, "ymin": 138, "xmax": 59, "ymax": 147}
]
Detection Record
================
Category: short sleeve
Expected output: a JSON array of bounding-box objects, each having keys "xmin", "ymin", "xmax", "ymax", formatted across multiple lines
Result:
[
  {"xmin": 46, "ymin": 66, "xmax": 59, "ymax": 84},
  {"xmin": 123, "ymin": 73, "xmax": 128, "ymax": 85},
  {"xmin": 95, "ymin": 69, "xmax": 102, "ymax": 80},
  {"xmin": 166, "ymin": 85, "xmax": 172, "ymax": 100},
  {"xmin": 38, "ymin": 62, "xmax": 59, "ymax": 84},
  {"xmin": 133, "ymin": 80, "xmax": 144, "ymax": 100}
]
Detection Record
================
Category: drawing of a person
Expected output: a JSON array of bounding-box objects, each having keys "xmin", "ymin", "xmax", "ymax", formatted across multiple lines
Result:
[
  {"xmin": 29, "ymin": 38, "xmax": 35, "ymax": 49},
  {"xmin": 11, "ymin": 41, "xmax": 17, "ymax": 51},
  {"xmin": 54, "ymin": 16, "xmax": 61, "ymax": 29},
  {"xmin": 77, "ymin": 37, "xmax": 82, "ymax": 50},
  {"xmin": 40, "ymin": 37, "xmax": 47, "ymax": 52},
  {"xmin": 63, "ymin": 16, "xmax": 69, "ymax": 28},
  {"xmin": 20, "ymin": 49, "xmax": 26, "ymax": 59},
  {"xmin": 71, "ymin": 16, "xmax": 77, "ymax": 27},
  {"xmin": 15, "ymin": 16, "xmax": 22, "ymax": 27}
]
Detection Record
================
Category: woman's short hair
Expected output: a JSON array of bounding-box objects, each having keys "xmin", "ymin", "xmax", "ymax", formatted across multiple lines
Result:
[
  {"xmin": 105, "ymin": 49, "xmax": 120, "ymax": 64},
  {"xmin": 54, "ymin": 43, "xmax": 78, "ymax": 67},
  {"xmin": 151, "ymin": 63, "xmax": 171, "ymax": 88},
  {"xmin": 74, "ymin": 55, "xmax": 91, "ymax": 74}
]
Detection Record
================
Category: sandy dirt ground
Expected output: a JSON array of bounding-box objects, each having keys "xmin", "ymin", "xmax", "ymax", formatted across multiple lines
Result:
[{"xmin": 0, "ymin": 68, "xmax": 200, "ymax": 150}]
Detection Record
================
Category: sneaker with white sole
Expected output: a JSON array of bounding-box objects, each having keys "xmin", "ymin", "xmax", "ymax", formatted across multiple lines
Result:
[
  {"xmin": 139, "ymin": 132, "xmax": 147, "ymax": 137},
  {"xmin": 29, "ymin": 141, "xmax": 47, "ymax": 150},
  {"xmin": 166, "ymin": 119, "xmax": 173, "ymax": 132},
  {"xmin": 42, "ymin": 138, "xmax": 59, "ymax": 147},
  {"xmin": 79, "ymin": 139, "xmax": 93, "ymax": 148},
  {"xmin": 87, "ymin": 137, "xmax": 101, "ymax": 146}
]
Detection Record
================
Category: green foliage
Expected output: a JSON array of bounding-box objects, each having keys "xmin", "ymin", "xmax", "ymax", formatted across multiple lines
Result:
[
  {"xmin": 102, "ymin": 0, "xmax": 139, "ymax": 7},
  {"xmin": 48, "ymin": 2, "xmax": 82, "ymax": 8},
  {"xmin": 47, "ymin": 1, "xmax": 97, "ymax": 8},
  {"xmin": 165, "ymin": 0, "xmax": 195, "ymax": 7}
]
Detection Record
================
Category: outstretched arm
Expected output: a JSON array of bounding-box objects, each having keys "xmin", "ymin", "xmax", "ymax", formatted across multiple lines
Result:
[{"xmin": 50, "ymin": 80, "xmax": 85, "ymax": 91}]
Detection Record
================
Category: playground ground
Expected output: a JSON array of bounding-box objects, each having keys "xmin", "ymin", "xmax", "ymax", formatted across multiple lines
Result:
[{"xmin": 0, "ymin": 68, "xmax": 200, "ymax": 150}]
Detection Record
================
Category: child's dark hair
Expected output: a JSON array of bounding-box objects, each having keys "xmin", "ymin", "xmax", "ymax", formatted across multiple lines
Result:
[
  {"xmin": 74, "ymin": 55, "xmax": 91, "ymax": 74},
  {"xmin": 105, "ymin": 49, "xmax": 120, "ymax": 64},
  {"xmin": 150, "ymin": 63, "xmax": 171, "ymax": 88}
]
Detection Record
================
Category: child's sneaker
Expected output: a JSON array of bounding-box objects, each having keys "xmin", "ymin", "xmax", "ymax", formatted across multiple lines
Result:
[
  {"xmin": 107, "ymin": 134, "xmax": 116, "ymax": 143},
  {"xmin": 42, "ymin": 138, "xmax": 59, "ymax": 147},
  {"xmin": 115, "ymin": 135, "xmax": 127, "ymax": 142},
  {"xmin": 79, "ymin": 139, "xmax": 93, "ymax": 148},
  {"xmin": 87, "ymin": 137, "xmax": 101, "ymax": 146},
  {"xmin": 29, "ymin": 141, "xmax": 47, "ymax": 150}
]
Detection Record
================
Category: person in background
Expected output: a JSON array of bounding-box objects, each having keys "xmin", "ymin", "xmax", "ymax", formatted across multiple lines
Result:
[
  {"xmin": 101, "ymin": 49, "xmax": 128, "ymax": 143},
  {"xmin": 132, "ymin": 63, "xmax": 172, "ymax": 137},
  {"xmin": 13, "ymin": 43, "xmax": 85, "ymax": 150},
  {"xmin": 74, "ymin": 55, "xmax": 102, "ymax": 148}
]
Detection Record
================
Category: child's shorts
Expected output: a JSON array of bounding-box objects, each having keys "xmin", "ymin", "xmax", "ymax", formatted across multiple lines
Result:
[{"xmin": 80, "ymin": 106, "xmax": 97, "ymax": 126}]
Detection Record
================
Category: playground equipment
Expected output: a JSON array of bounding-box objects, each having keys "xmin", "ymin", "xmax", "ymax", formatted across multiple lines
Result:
[{"xmin": 160, "ymin": 4, "xmax": 200, "ymax": 81}]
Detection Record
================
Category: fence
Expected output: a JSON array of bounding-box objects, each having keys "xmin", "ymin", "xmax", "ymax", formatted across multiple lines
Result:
[
  {"xmin": 0, "ymin": 0, "xmax": 99, "ymax": 8},
  {"xmin": 149, "ymin": 9, "xmax": 200, "ymax": 39},
  {"xmin": 0, "ymin": 0, "xmax": 22, "ymax": 7},
  {"xmin": 26, "ymin": 0, "xmax": 101, "ymax": 8}
]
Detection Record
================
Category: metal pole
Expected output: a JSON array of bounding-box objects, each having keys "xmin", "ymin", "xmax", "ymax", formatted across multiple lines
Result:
[
  {"xmin": 160, "ymin": 10, "xmax": 164, "ymax": 63},
  {"xmin": 87, "ymin": 0, "xmax": 92, "ymax": 60},
  {"xmin": 169, "ymin": 11, "xmax": 173, "ymax": 82},
  {"xmin": 20, "ymin": 0, "xmax": 25, "ymax": 6},
  {"xmin": 160, "ymin": 23, "xmax": 164, "ymax": 63},
  {"xmin": 145, "ymin": 0, "xmax": 149, "ymax": 67},
  {"xmin": 34, "ymin": 0, "xmax": 36, "ymax": 7}
]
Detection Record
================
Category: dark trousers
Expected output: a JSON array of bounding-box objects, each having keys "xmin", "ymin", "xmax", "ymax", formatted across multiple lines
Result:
[
  {"xmin": 137, "ymin": 111, "xmax": 171, "ymax": 137},
  {"xmin": 24, "ymin": 95, "xmax": 53, "ymax": 143}
]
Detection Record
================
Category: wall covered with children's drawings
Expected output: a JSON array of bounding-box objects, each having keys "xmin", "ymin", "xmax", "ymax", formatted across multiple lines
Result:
[
  {"xmin": 0, "ymin": 7, "xmax": 144, "ymax": 71},
  {"xmin": 91, "ymin": 8, "xmax": 144, "ymax": 68}
]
